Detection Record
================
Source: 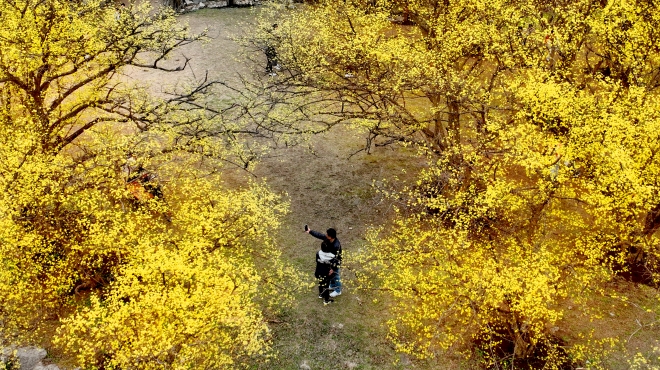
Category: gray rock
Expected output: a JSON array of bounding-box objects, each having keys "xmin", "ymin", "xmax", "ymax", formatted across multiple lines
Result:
[
  {"xmin": 206, "ymin": 0, "xmax": 227, "ymax": 7},
  {"xmin": 17, "ymin": 347, "xmax": 47, "ymax": 370},
  {"xmin": 0, "ymin": 346, "xmax": 12, "ymax": 357},
  {"xmin": 231, "ymin": 0, "xmax": 253, "ymax": 5},
  {"xmin": 34, "ymin": 363, "xmax": 60, "ymax": 370},
  {"xmin": 198, "ymin": 2, "xmax": 205, "ymax": 7},
  {"xmin": 1, "ymin": 347, "xmax": 48, "ymax": 370}
]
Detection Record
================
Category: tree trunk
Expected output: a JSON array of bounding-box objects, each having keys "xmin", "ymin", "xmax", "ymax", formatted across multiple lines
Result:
[
  {"xmin": 447, "ymin": 98, "xmax": 461, "ymax": 146},
  {"xmin": 643, "ymin": 204, "xmax": 660, "ymax": 237},
  {"xmin": 510, "ymin": 320, "xmax": 533, "ymax": 359},
  {"xmin": 422, "ymin": 94, "xmax": 450, "ymax": 153}
]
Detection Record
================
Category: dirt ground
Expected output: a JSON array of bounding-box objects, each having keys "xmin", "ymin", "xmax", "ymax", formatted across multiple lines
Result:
[{"xmin": 128, "ymin": 6, "xmax": 660, "ymax": 370}]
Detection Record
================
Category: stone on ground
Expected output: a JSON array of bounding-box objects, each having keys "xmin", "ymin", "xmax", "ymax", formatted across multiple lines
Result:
[{"xmin": 1, "ymin": 346, "xmax": 47, "ymax": 370}]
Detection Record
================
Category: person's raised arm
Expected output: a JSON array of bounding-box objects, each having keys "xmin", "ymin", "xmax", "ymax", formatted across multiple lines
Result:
[{"xmin": 306, "ymin": 226, "xmax": 327, "ymax": 241}]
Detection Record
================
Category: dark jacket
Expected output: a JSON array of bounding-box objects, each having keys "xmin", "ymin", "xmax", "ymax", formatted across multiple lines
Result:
[{"xmin": 309, "ymin": 229, "xmax": 342, "ymax": 266}]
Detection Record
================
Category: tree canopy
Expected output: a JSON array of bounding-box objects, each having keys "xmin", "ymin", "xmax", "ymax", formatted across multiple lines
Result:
[
  {"xmin": 0, "ymin": 0, "xmax": 297, "ymax": 368},
  {"xmin": 264, "ymin": 0, "xmax": 660, "ymax": 366}
]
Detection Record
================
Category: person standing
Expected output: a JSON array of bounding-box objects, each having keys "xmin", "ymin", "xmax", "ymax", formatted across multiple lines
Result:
[
  {"xmin": 264, "ymin": 24, "xmax": 279, "ymax": 76},
  {"xmin": 305, "ymin": 225, "xmax": 342, "ymax": 297},
  {"xmin": 315, "ymin": 243, "xmax": 337, "ymax": 305},
  {"xmin": 265, "ymin": 45, "xmax": 277, "ymax": 76},
  {"xmin": 544, "ymin": 30, "xmax": 555, "ymax": 62}
]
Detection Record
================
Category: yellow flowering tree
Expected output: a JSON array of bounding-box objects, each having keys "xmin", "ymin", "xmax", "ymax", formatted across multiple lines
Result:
[
  {"xmin": 0, "ymin": 0, "xmax": 297, "ymax": 368},
  {"xmin": 265, "ymin": 0, "xmax": 660, "ymax": 366}
]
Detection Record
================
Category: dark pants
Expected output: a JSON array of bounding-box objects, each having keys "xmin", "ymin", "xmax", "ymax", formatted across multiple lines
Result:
[
  {"xmin": 265, "ymin": 47, "xmax": 277, "ymax": 72},
  {"xmin": 318, "ymin": 273, "xmax": 334, "ymax": 301},
  {"xmin": 266, "ymin": 58, "xmax": 276, "ymax": 72}
]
